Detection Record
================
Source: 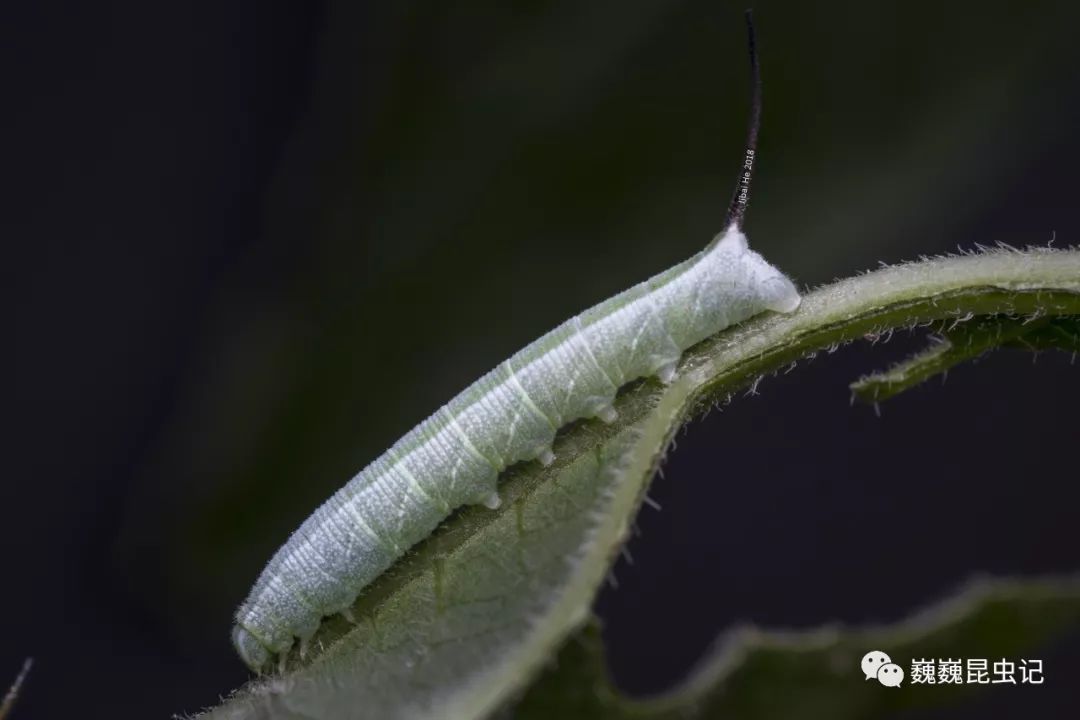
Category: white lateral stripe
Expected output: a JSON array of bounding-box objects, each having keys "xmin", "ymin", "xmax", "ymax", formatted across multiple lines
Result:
[
  {"xmin": 503, "ymin": 360, "xmax": 557, "ymax": 430},
  {"xmin": 289, "ymin": 538, "xmax": 339, "ymax": 585},
  {"xmin": 572, "ymin": 316, "xmax": 618, "ymax": 390},
  {"xmin": 338, "ymin": 500, "xmax": 398, "ymax": 553},
  {"xmin": 444, "ymin": 408, "xmax": 496, "ymax": 470},
  {"xmin": 643, "ymin": 288, "xmax": 679, "ymax": 351},
  {"xmin": 388, "ymin": 449, "xmax": 437, "ymax": 506}
]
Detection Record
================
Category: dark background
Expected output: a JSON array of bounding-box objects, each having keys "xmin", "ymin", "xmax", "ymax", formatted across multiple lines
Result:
[{"xmin": 4, "ymin": 1, "xmax": 1078, "ymax": 717}]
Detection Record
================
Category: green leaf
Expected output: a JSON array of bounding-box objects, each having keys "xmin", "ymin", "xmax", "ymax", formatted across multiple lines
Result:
[
  {"xmin": 851, "ymin": 314, "xmax": 1080, "ymax": 403},
  {"xmin": 201, "ymin": 249, "xmax": 1080, "ymax": 720},
  {"xmin": 514, "ymin": 575, "xmax": 1080, "ymax": 719},
  {"xmin": 1005, "ymin": 316, "xmax": 1080, "ymax": 352},
  {"xmin": 850, "ymin": 315, "xmax": 1055, "ymax": 403}
]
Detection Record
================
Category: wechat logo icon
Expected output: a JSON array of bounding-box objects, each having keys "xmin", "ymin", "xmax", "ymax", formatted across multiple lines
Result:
[{"xmin": 862, "ymin": 650, "xmax": 904, "ymax": 687}]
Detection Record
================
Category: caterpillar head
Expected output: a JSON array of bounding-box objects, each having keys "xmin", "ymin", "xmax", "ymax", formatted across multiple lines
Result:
[{"xmin": 232, "ymin": 623, "xmax": 272, "ymax": 673}]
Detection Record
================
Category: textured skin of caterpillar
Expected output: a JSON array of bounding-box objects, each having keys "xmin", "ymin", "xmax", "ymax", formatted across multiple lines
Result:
[{"xmin": 232, "ymin": 224, "xmax": 800, "ymax": 671}]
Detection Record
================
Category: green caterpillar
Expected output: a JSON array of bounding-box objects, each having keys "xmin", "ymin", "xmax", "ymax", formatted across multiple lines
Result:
[{"xmin": 233, "ymin": 12, "xmax": 799, "ymax": 673}]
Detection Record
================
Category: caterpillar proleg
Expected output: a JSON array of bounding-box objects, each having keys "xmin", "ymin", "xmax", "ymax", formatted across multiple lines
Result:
[{"xmin": 232, "ymin": 12, "xmax": 800, "ymax": 672}]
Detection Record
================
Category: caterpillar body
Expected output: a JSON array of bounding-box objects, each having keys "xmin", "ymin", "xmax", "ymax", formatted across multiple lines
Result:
[{"xmin": 232, "ymin": 13, "xmax": 800, "ymax": 672}]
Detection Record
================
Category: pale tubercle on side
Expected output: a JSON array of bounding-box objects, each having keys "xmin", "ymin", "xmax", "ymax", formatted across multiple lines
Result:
[
  {"xmin": 656, "ymin": 361, "xmax": 679, "ymax": 384},
  {"xmin": 538, "ymin": 447, "xmax": 556, "ymax": 466},
  {"xmin": 596, "ymin": 405, "xmax": 619, "ymax": 423}
]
